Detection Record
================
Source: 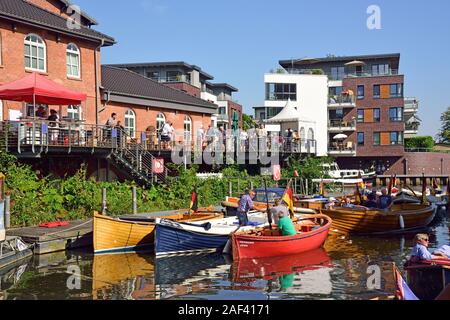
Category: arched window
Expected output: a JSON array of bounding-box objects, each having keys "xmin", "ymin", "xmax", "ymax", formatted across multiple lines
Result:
[
  {"xmin": 67, "ymin": 105, "xmax": 81, "ymax": 120},
  {"xmin": 125, "ymin": 109, "xmax": 136, "ymax": 138},
  {"xmin": 156, "ymin": 113, "xmax": 166, "ymax": 132},
  {"xmin": 24, "ymin": 34, "xmax": 46, "ymax": 72},
  {"xmin": 300, "ymin": 127, "xmax": 306, "ymax": 141},
  {"xmin": 66, "ymin": 43, "xmax": 80, "ymax": 78},
  {"xmin": 184, "ymin": 116, "xmax": 192, "ymax": 141},
  {"xmin": 308, "ymin": 128, "xmax": 315, "ymax": 141}
]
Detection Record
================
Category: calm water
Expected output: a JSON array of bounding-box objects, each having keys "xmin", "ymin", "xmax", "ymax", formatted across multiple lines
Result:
[{"xmin": 1, "ymin": 212, "xmax": 449, "ymax": 300}]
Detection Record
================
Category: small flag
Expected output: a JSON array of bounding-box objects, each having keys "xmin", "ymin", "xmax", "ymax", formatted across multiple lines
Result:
[
  {"xmin": 319, "ymin": 181, "xmax": 325, "ymax": 197},
  {"xmin": 395, "ymin": 267, "xmax": 419, "ymax": 301},
  {"xmin": 190, "ymin": 190, "xmax": 199, "ymax": 213},
  {"xmin": 432, "ymin": 178, "xmax": 440, "ymax": 196},
  {"xmin": 282, "ymin": 181, "xmax": 295, "ymax": 219},
  {"xmin": 294, "ymin": 170, "xmax": 299, "ymax": 178},
  {"xmin": 388, "ymin": 175, "xmax": 397, "ymax": 196},
  {"xmin": 273, "ymin": 165, "xmax": 281, "ymax": 182},
  {"xmin": 355, "ymin": 182, "xmax": 362, "ymax": 205}
]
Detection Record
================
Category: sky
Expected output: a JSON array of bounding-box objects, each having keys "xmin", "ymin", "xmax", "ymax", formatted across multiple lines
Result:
[{"xmin": 75, "ymin": 0, "xmax": 450, "ymax": 137}]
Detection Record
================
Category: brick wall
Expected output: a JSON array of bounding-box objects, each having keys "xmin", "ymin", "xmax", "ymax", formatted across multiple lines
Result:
[
  {"xmin": 0, "ymin": 19, "xmax": 100, "ymax": 123},
  {"xmin": 103, "ymin": 101, "xmax": 212, "ymax": 141},
  {"xmin": 228, "ymin": 100, "xmax": 243, "ymax": 127},
  {"xmin": 163, "ymin": 82, "xmax": 202, "ymax": 99},
  {"xmin": 389, "ymin": 152, "xmax": 450, "ymax": 176},
  {"xmin": 343, "ymin": 75, "xmax": 405, "ymax": 157}
]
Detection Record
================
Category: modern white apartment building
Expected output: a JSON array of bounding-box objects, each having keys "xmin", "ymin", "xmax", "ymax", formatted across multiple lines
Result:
[{"xmin": 262, "ymin": 72, "xmax": 329, "ymax": 157}]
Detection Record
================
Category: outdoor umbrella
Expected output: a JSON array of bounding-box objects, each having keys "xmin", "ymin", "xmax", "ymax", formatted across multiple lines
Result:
[
  {"xmin": 344, "ymin": 60, "xmax": 366, "ymax": 67},
  {"xmin": 333, "ymin": 134, "xmax": 348, "ymax": 140},
  {"xmin": 0, "ymin": 72, "xmax": 87, "ymax": 117}
]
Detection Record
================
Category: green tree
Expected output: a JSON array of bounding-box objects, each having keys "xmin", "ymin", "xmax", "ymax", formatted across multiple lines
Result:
[
  {"xmin": 242, "ymin": 114, "xmax": 256, "ymax": 131},
  {"xmin": 437, "ymin": 107, "xmax": 450, "ymax": 143},
  {"xmin": 405, "ymin": 136, "xmax": 435, "ymax": 151}
]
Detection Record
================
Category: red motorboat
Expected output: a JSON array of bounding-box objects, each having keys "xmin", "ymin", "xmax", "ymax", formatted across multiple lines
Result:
[{"xmin": 231, "ymin": 214, "xmax": 332, "ymax": 260}]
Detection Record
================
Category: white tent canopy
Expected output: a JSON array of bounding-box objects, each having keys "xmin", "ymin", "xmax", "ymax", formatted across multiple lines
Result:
[{"xmin": 265, "ymin": 100, "xmax": 315, "ymax": 124}]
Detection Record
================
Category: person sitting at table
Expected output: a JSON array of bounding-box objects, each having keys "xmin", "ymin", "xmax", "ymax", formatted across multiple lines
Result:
[{"xmin": 35, "ymin": 106, "xmax": 47, "ymax": 118}]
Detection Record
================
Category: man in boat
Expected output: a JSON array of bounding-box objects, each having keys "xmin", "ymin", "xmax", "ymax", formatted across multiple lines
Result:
[
  {"xmin": 270, "ymin": 199, "xmax": 289, "ymax": 225},
  {"xmin": 364, "ymin": 190, "xmax": 378, "ymax": 209},
  {"xmin": 410, "ymin": 234, "xmax": 442, "ymax": 263},
  {"xmin": 237, "ymin": 190, "xmax": 262, "ymax": 226},
  {"xmin": 277, "ymin": 211, "xmax": 297, "ymax": 236},
  {"xmin": 378, "ymin": 188, "xmax": 393, "ymax": 210}
]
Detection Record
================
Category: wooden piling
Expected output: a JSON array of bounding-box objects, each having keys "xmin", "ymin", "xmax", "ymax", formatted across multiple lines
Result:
[
  {"xmin": 101, "ymin": 188, "xmax": 107, "ymax": 215},
  {"xmin": 132, "ymin": 187, "xmax": 137, "ymax": 215}
]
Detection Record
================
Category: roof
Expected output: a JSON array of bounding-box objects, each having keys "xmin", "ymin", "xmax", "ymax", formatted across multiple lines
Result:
[
  {"xmin": 101, "ymin": 66, "xmax": 218, "ymax": 112},
  {"xmin": 0, "ymin": 0, "xmax": 115, "ymax": 45},
  {"xmin": 280, "ymin": 53, "xmax": 400, "ymax": 68},
  {"xmin": 206, "ymin": 82, "xmax": 238, "ymax": 92},
  {"xmin": 56, "ymin": 0, "xmax": 98, "ymax": 26},
  {"xmin": 105, "ymin": 61, "xmax": 214, "ymax": 80},
  {"xmin": 265, "ymin": 100, "xmax": 315, "ymax": 124}
]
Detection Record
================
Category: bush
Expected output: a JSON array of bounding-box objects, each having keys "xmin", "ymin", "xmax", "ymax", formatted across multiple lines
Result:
[{"xmin": 405, "ymin": 136, "xmax": 435, "ymax": 150}]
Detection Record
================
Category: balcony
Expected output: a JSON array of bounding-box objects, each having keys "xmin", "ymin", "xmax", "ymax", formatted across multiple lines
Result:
[
  {"xmin": 215, "ymin": 114, "xmax": 229, "ymax": 123},
  {"xmin": 328, "ymin": 95, "xmax": 356, "ymax": 109},
  {"xmin": 404, "ymin": 97, "xmax": 419, "ymax": 114},
  {"xmin": 278, "ymin": 68, "xmax": 400, "ymax": 80},
  {"xmin": 328, "ymin": 119, "xmax": 357, "ymax": 132},
  {"xmin": 153, "ymin": 75, "xmax": 191, "ymax": 84},
  {"xmin": 328, "ymin": 143, "xmax": 357, "ymax": 157}
]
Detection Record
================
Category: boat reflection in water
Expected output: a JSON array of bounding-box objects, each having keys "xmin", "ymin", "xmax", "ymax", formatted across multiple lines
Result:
[{"xmin": 230, "ymin": 249, "xmax": 333, "ymax": 296}]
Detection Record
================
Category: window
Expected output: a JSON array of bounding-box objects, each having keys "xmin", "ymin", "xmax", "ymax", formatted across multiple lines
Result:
[
  {"xmin": 357, "ymin": 109, "xmax": 365, "ymax": 123},
  {"xmin": 372, "ymin": 64, "xmax": 390, "ymax": 75},
  {"xmin": 357, "ymin": 85, "xmax": 365, "ymax": 99},
  {"xmin": 300, "ymin": 128, "xmax": 306, "ymax": 141},
  {"xmin": 67, "ymin": 105, "xmax": 81, "ymax": 120},
  {"xmin": 266, "ymin": 83, "xmax": 297, "ymax": 101},
  {"xmin": 336, "ymin": 108, "xmax": 344, "ymax": 119},
  {"xmin": 26, "ymin": 104, "xmax": 48, "ymax": 117},
  {"xmin": 166, "ymin": 71, "xmax": 182, "ymax": 82},
  {"xmin": 307, "ymin": 129, "xmax": 314, "ymax": 141},
  {"xmin": 124, "ymin": 109, "xmax": 136, "ymax": 138},
  {"xmin": 373, "ymin": 85, "xmax": 380, "ymax": 99},
  {"xmin": 156, "ymin": 113, "xmax": 165, "ymax": 132},
  {"xmin": 329, "ymin": 86, "xmax": 343, "ymax": 96},
  {"xmin": 390, "ymin": 131, "xmax": 404, "ymax": 145},
  {"xmin": 24, "ymin": 34, "xmax": 46, "ymax": 72},
  {"xmin": 358, "ymin": 132, "xmax": 365, "ymax": 146},
  {"xmin": 184, "ymin": 116, "xmax": 192, "ymax": 141},
  {"xmin": 147, "ymin": 71, "xmax": 159, "ymax": 81},
  {"xmin": 218, "ymin": 106, "xmax": 227, "ymax": 115},
  {"xmin": 374, "ymin": 108, "xmax": 381, "ymax": 123},
  {"xmin": 389, "ymin": 107, "xmax": 404, "ymax": 122},
  {"xmin": 373, "ymin": 132, "xmax": 381, "ymax": 146},
  {"xmin": 66, "ymin": 43, "xmax": 80, "ymax": 78},
  {"xmin": 390, "ymin": 84, "xmax": 403, "ymax": 98},
  {"xmin": 331, "ymin": 67, "xmax": 345, "ymax": 80}
]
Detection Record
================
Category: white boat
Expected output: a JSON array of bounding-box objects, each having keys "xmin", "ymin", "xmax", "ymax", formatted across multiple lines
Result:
[{"xmin": 322, "ymin": 163, "xmax": 376, "ymax": 180}]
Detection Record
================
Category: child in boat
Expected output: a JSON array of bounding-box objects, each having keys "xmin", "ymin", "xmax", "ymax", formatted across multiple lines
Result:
[
  {"xmin": 410, "ymin": 234, "xmax": 442, "ymax": 263},
  {"xmin": 277, "ymin": 211, "xmax": 297, "ymax": 236}
]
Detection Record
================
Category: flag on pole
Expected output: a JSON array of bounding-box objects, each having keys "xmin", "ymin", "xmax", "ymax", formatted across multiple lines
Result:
[
  {"xmin": 190, "ymin": 189, "xmax": 199, "ymax": 213},
  {"xmin": 282, "ymin": 181, "xmax": 295, "ymax": 219},
  {"xmin": 388, "ymin": 175, "xmax": 397, "ymax": 196},
  {"xmin": 319, "ymin": 180, "xmax": 325, "ymax": 197},
  {"xmin": 395, "ymin": 267, "xmax": 419, "ymax": 300}
]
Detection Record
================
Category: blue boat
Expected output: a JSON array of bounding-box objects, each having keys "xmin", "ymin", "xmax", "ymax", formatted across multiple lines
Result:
[{"xmin": 155, "ymin": 215, "xmax": 268, "ymax": 257}]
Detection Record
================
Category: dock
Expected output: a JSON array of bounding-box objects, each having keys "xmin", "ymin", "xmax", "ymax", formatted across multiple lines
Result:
[{"xmin": 6, "ymin": 220, "xmax": 93, "ymax": 255}]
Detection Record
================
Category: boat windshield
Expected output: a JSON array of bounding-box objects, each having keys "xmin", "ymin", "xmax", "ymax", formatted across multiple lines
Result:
[{"xmin": 255, "ymin": 191, "xmax": 282, "ymax": 203}]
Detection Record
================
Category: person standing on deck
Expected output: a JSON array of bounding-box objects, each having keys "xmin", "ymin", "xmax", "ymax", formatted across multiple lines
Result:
[{"xmin": 237, "ymin": 190, "xmax": 258, "ymax": 226}]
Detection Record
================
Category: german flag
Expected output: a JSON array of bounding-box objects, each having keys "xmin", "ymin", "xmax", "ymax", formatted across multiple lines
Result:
[
  {"xmin": 319, "ymin": 181, "xmax": 325, "ymax": 197},
  {"xmin": 388, "ymin": 175, "xmax": 397, "ymax": 196},
  {"xmin": 355, "ymin": 182, "xmax": 362, "ymax": 205},
  {"xmin": 190, "ymin": 189, "xmax": 199, "ymax": 213},
  {"xmin": 282, "ymin": 181, "xmax": 295, "ymax": 219}
]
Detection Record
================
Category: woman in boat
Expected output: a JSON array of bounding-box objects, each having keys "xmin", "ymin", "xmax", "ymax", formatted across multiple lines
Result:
[{"xmin": 410, "ymin": 234, "xmax": 443, "ymax": 263}]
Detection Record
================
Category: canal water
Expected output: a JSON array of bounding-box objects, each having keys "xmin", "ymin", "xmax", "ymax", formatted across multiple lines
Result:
[{"xmin": 1, "ymin": 211, "xmax": 448, "ymax": 300}]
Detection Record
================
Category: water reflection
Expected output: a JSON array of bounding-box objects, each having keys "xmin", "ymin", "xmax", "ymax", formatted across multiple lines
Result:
[{"xmin": 0, "ymin": 211, "xmax": 448, "ymax": 300}]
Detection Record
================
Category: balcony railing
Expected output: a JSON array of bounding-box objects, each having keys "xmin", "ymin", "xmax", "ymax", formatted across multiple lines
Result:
[
  {"xmin": 328, "ymin": 95, "xmax": 356, "ymax": 106},
  {"xmin": 275, "ymin": 68, "xmax": 400, "ymax": 80},
  {"xmin": 328, "ymin": 119, "xmax": 357, "ymax": 131},
  {"xmin": 328, "ymin": 143, "xmax": 357, "ymax": 155},
  {"xmin": 153, "ymin": 75, "xmax": 191, "ymax": 84}
]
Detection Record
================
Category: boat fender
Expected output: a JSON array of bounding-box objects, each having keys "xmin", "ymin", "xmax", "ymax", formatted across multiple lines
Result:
[{"xmin": 399, "ymin": 215, "xmax": 405, "ymax": 230}]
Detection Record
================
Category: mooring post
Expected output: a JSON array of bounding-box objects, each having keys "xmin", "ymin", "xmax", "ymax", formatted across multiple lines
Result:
[
  {"xmin": 102, "ymin": 188, "xmax": 107, "ymax": 215},
  {"xmin": 5, "ymin": 195, "xmax": 10, "ymax": 229},
  {"xmin": 132, "ymin": 187, "xmax": 137, "ymax": 215},
  {"xmin": 294, "ymin": 178, "xmax": 298, "ymax": 194},
  {"xmin": 306, "ymin": 179, "xmax": 309, "ymax": 195},
  {"xmin": 228, "ymin": 181, "xmax": 233, "ymax": 197}
]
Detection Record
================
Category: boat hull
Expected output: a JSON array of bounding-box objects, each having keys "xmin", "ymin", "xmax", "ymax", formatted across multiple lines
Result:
[
  {"xmin": 406, "ymin": 260, "xmax": 450, "ymax": 300},
  {"xmin": 321, "ymin": 204, "xmax": 436, "ymax": 235},
  {"xmin": 155, "ymin": 221, "xmax": 231, "ymax": 257},
  {"xmin": 232, "ymin": 215, "xmax": 332, "ymax": 260}
]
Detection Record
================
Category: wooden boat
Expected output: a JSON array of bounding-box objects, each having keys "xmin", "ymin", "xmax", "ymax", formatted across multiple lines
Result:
[
  {"xmin": 405, "ymin": 259, "xmax": 450, "ymax": 300},
  {"xmin": 155, "ymin": 213, "xmax": 269, "ymax": 257},
  {"xmin": 93, "ymin": 209, "xmax": 223, "ymax": 254},
  {"xmin": 232, "ymin": 214, "xmax": 332, "ymax": 260},
  {"xmin": 320, "ymin": 203, "xmax": 436, "ymax": 235}
]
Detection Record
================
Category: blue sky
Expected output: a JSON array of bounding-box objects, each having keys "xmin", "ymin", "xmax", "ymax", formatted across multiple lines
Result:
[{"xmin": 76, "ymin": 0, "xmax": 450, "ymax": 137}]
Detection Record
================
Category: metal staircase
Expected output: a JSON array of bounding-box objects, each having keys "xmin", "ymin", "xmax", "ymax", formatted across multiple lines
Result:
[{"xmin": 111, "ymin": 128, "xmax": 170, "ymax": 186}]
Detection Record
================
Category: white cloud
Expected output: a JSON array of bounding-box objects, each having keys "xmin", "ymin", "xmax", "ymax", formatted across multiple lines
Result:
[{"xmin": 140, "ymin": 0, "xmax": 168, "ymax": 15}]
